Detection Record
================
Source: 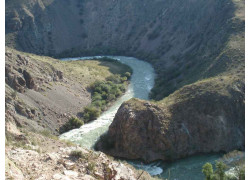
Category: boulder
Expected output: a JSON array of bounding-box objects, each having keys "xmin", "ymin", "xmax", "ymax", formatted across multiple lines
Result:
[
  {"xmin": 56, "ymin": 71, "xmax": 63, "ymax": 79},
  {"xmin": 23, "ymin": 70, "xmax": 35, "ymax": 89}
]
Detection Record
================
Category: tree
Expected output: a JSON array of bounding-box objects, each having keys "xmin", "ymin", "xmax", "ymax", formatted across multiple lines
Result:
[
  {"xmin": 215, "ymin": 161, "xmax": 227, "ymax": 180},
  {"xmin": 202, "ymin": 163, "xmax": 214, "ymax": 180}
]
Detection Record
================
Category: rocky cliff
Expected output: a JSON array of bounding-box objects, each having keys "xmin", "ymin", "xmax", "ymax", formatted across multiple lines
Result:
[
  {"xmin": 95, "ymin": 73, "xmax": 245, "ymax": 162},
  {"xmin": 6, "ymin": 0, "xmax": 245, "ymax": 99}
]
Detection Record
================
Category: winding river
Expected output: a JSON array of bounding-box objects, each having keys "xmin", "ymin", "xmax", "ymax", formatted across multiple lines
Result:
[{"xmin": 60, "ymin": 56, "xmax": 221, "ymax": 179}]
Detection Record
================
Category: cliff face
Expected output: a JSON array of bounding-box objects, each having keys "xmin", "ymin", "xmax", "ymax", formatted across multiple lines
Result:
[
  {"xmin": 6, "ymin": 0, "xmax": 234, "ymax": 56},
  {"xmin": 95, "ymin": 74, "xmax": 245, "ymax": 162},
  {"xmin": 6, "ymin": 0, "xmax": 244, "ymax": 99}
]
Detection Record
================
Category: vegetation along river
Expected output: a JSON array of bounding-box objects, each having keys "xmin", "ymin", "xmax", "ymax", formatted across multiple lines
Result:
[{"xmin": 60, "ymin": 56, "xmax": 221, "ymax": 180}]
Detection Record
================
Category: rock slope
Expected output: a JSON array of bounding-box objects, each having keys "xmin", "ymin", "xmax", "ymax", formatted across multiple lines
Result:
[
  {"xmin": 5, "ymin": 47, "xmax": 130, "ymax": 135},
  {"xmin": 6, "ymin": 131, "xmax": 154, "ymax": 180},
  {"xmin": 96, "ymin": 73, "xmax": 245, "ymax": 162}
]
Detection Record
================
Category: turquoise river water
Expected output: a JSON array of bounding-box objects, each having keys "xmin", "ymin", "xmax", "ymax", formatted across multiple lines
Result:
[{"xmin": 60, "ymin": 56, "xmax": 221, "ymax": 180}]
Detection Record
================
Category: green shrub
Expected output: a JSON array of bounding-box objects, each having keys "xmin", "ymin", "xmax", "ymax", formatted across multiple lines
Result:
[
  {"xmin": 106, "ymin": 75, "xmax": 122, "ymax": 83},
  {"xmin": 215, "ymin": 161, "xmax": 227, "ymax": 180},
  {"xmin": 124, "ymin": 72, "xmax": 131, "ymax": 79},
  {"xmin": 59, "ymin": 117, "xmax": 84, "ymax": 134},
  {"xmin": 83, "ymin": 106, "xmax": 100, "ymax": 122},
  {"xmin": 120, "ymin": 76, "xmax": 127, "ymax": 82},
  {"xmin": 202, "ymin": 161, "xmax": 244, "ymax": 180},
  {"xmin": 70, "ymin": 150, "xmax": 84, "ymax": 159},
  {"xmin": 81, "ymin": 59, "xmax": 132, "ymax": 123},
  {"xmin": 84, "ymin": 75, "xmax": 127, "ymax": 122}
]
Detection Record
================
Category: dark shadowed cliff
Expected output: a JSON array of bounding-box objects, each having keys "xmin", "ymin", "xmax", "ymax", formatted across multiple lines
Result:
[{"xmin": 6, "ymin": 0, "xmax": 245, "ymax": 99}]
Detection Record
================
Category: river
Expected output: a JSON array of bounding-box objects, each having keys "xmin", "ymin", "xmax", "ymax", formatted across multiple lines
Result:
[{"xmin": 60, "ymin": 56, "xmax": 221, "ymax": 179}]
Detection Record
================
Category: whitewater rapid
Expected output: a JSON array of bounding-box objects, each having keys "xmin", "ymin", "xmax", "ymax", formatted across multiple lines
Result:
[{"xmin": 60, "ymin": 56, "xmax": 155, "ymax": 147}]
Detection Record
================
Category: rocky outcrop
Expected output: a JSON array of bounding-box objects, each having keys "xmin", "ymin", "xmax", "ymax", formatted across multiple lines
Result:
[
  {"xmin": 5, "ymin": 50, "xmax": 65, "ymax": 93},
  {"xmin": 23, "ymin": 70, "xmax": 35, "ymax": 89},
  {"xmin": 95, "ymin": 76, "xmax": 245, "ymax": 162},
  {"xmin": 6, "ymin": 143, "xmax": 154, "ymax": 180},
  {"xmin": 5, "ymin": 65, "xmax": 37, "ymax": 92}
]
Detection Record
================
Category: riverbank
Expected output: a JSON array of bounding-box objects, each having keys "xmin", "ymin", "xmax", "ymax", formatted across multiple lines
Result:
[
  {"xmin": 5, "ymin": 49, "xmax": 156, "ymax": 179},
  {"xmin": 60, "ymin": 56, "xmax": 155, "ymax": 148},
  {"xmin": 5, "ymin": 48, "xmax": 133, "ymax": 135}
]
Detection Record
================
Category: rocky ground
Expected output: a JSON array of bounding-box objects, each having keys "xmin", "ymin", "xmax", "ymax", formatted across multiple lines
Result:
[{"xmin": 5, "ymin": 131, "xmax": 154, "ymax": 180}]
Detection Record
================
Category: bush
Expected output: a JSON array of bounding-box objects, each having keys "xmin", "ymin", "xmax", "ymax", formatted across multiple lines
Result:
[
  {"xmin": 202, "ymin": 161, "xmax": 244, "ymax": 180},
  {"xmin": 85, "ymin": 76, "xmax": 127, "ymax": 119},
  {"xmin": 215, "ymin": 161, "xmax": 227, "ymax": 180},
  {"xmin": 124, "ymin": 72, "xmax": 131, "ymax": 79},
  {"xmin": 82, "ymin": 64, "xmax": 131, "ymax": 123},
  {"xmin": 83, "ymin": 106, "xmax": 100, "ymax": 122},
  {"xmin": 70, "ymin": 150, "xmax": 84, "ymax": 159},
  {"xmin": 59, "ymin": 117, "xmax": 84, "ymax": 134},
  {"xmin": 106, "ymin": 75, "xmax": 122, "ymax": 83}
]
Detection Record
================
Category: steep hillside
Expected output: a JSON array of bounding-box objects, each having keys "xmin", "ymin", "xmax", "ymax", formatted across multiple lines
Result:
[
  {"xmin": 6, "ymin": 0, "xmax": 245, "ymax": 99},
  {"xmin": 5, "ymin": 47, "xmax": 131, "ymax": 135}
]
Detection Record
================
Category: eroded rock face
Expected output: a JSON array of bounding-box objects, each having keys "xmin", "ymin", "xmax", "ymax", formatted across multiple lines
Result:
[
  {"xmin": 5, "ymin": 51, "xmax": 64, "ymax": 93},
  {"xmin": 96, "ymin": 80, "xmax": 245, "ymax": 162},
  {"xmin": 23, "ymin": 70, "xmax": 35, "ymax": 89},
  {"xmin": 96, "ymin": 101, "xmax": 171, "ymax": 162}
]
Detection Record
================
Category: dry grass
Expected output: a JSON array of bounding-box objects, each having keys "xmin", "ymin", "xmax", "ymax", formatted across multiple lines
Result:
[{"xmin": 6, "ymin": 47, "xmax": 131, "ymax": 88}]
